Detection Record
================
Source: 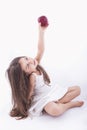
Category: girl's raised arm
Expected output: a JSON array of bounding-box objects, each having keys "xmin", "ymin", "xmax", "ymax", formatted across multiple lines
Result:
[{"xmin": 35, "ymin": 23, "xmax": 48, "ymax": 64}]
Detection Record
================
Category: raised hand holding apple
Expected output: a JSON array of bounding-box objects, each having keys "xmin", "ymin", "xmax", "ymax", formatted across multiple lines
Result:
[{"xmin": 38, "ymin": 16, "xmax": 49, "ymax": 27}]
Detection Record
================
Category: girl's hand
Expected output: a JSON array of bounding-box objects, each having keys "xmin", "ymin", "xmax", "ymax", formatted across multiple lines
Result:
[{"xmin": 38, "ymin": 23, "xmax": 48, "ymax": 34}]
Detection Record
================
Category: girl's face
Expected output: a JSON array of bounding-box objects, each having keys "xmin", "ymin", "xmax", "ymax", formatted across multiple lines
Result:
[{"xmin": 19, "ymin": 57, "xmax": 38, "ymax": 74}]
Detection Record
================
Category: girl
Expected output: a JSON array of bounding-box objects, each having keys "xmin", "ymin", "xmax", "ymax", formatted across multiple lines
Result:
[{"xmin": 6, "ymin": 23, "xmax": 84, "ymax": 119}]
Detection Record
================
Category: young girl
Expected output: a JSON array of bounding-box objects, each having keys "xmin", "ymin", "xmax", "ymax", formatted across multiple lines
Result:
[{"xmin": 6, "ymin": 23, "xmax": 84, "ymax": 119}]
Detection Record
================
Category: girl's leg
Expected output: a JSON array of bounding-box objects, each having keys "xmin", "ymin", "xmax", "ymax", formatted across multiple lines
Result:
[
  {"xmin": 44, "ymin": 101, "xmax": 84, "ymax": 117},
  {"xmin": 58, "ymin": 86, "xmax": 81, "ymax": 103}
]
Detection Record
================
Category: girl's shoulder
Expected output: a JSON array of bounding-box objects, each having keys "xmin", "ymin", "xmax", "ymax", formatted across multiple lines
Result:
[
  {"xmin": 29, "ymin": 73, "xmax": 37, "ymax": 81},
  {"xmin": 31, "ymin": 72, "xmax": 37, "ymax": 76}
]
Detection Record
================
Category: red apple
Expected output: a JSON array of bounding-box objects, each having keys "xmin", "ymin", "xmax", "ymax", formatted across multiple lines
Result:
[{"xmin": 38, "ymin": 16, "xmax": 49, "ymax": 27}]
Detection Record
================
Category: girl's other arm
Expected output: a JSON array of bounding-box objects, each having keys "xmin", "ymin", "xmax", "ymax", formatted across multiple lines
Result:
[{"xmin": 28, "ymin": 74, "xmax": 36, "ymax": 99}]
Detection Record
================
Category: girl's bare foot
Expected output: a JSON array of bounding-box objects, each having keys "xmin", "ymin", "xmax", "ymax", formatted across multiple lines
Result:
[
  {"xmin": 72, "ymin": 101, "xmax": 84, "ymax": 107},
  {"xmin": 56, "ymin": 101, "xmax": 84, "ymax": 110},
  {"xmin": 64, "ymin": 101, "xmax": 84, "ymax": 110}
]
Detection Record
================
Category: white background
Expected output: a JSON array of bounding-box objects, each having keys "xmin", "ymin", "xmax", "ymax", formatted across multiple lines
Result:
[{"xmin": 0, "ymin": 0, "xmax": 87, "ymax": 129}]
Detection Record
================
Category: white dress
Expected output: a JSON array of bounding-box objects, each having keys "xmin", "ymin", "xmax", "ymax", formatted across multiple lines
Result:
[{"xmin": 29, "ymin": 73, "xmax": 68, "ymax": 117}]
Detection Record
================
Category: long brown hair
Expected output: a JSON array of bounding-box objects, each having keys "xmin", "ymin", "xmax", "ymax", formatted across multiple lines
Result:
[{"xmin": 6, "ymin": 56, "xmax": 50, "ymax": 119}]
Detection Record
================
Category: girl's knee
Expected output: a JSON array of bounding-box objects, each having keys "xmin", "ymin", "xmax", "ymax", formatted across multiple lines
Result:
[
  {"xmin": 74, "ymin": 86, "xmax": 81, "ymax": 95},
  {"xmin": 68, "ymin": 86, "xmax": 81, "ymax": 97},
  {"xmin": 69, "ymin": 85, "xmax": 81, "ymax": 94}
]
